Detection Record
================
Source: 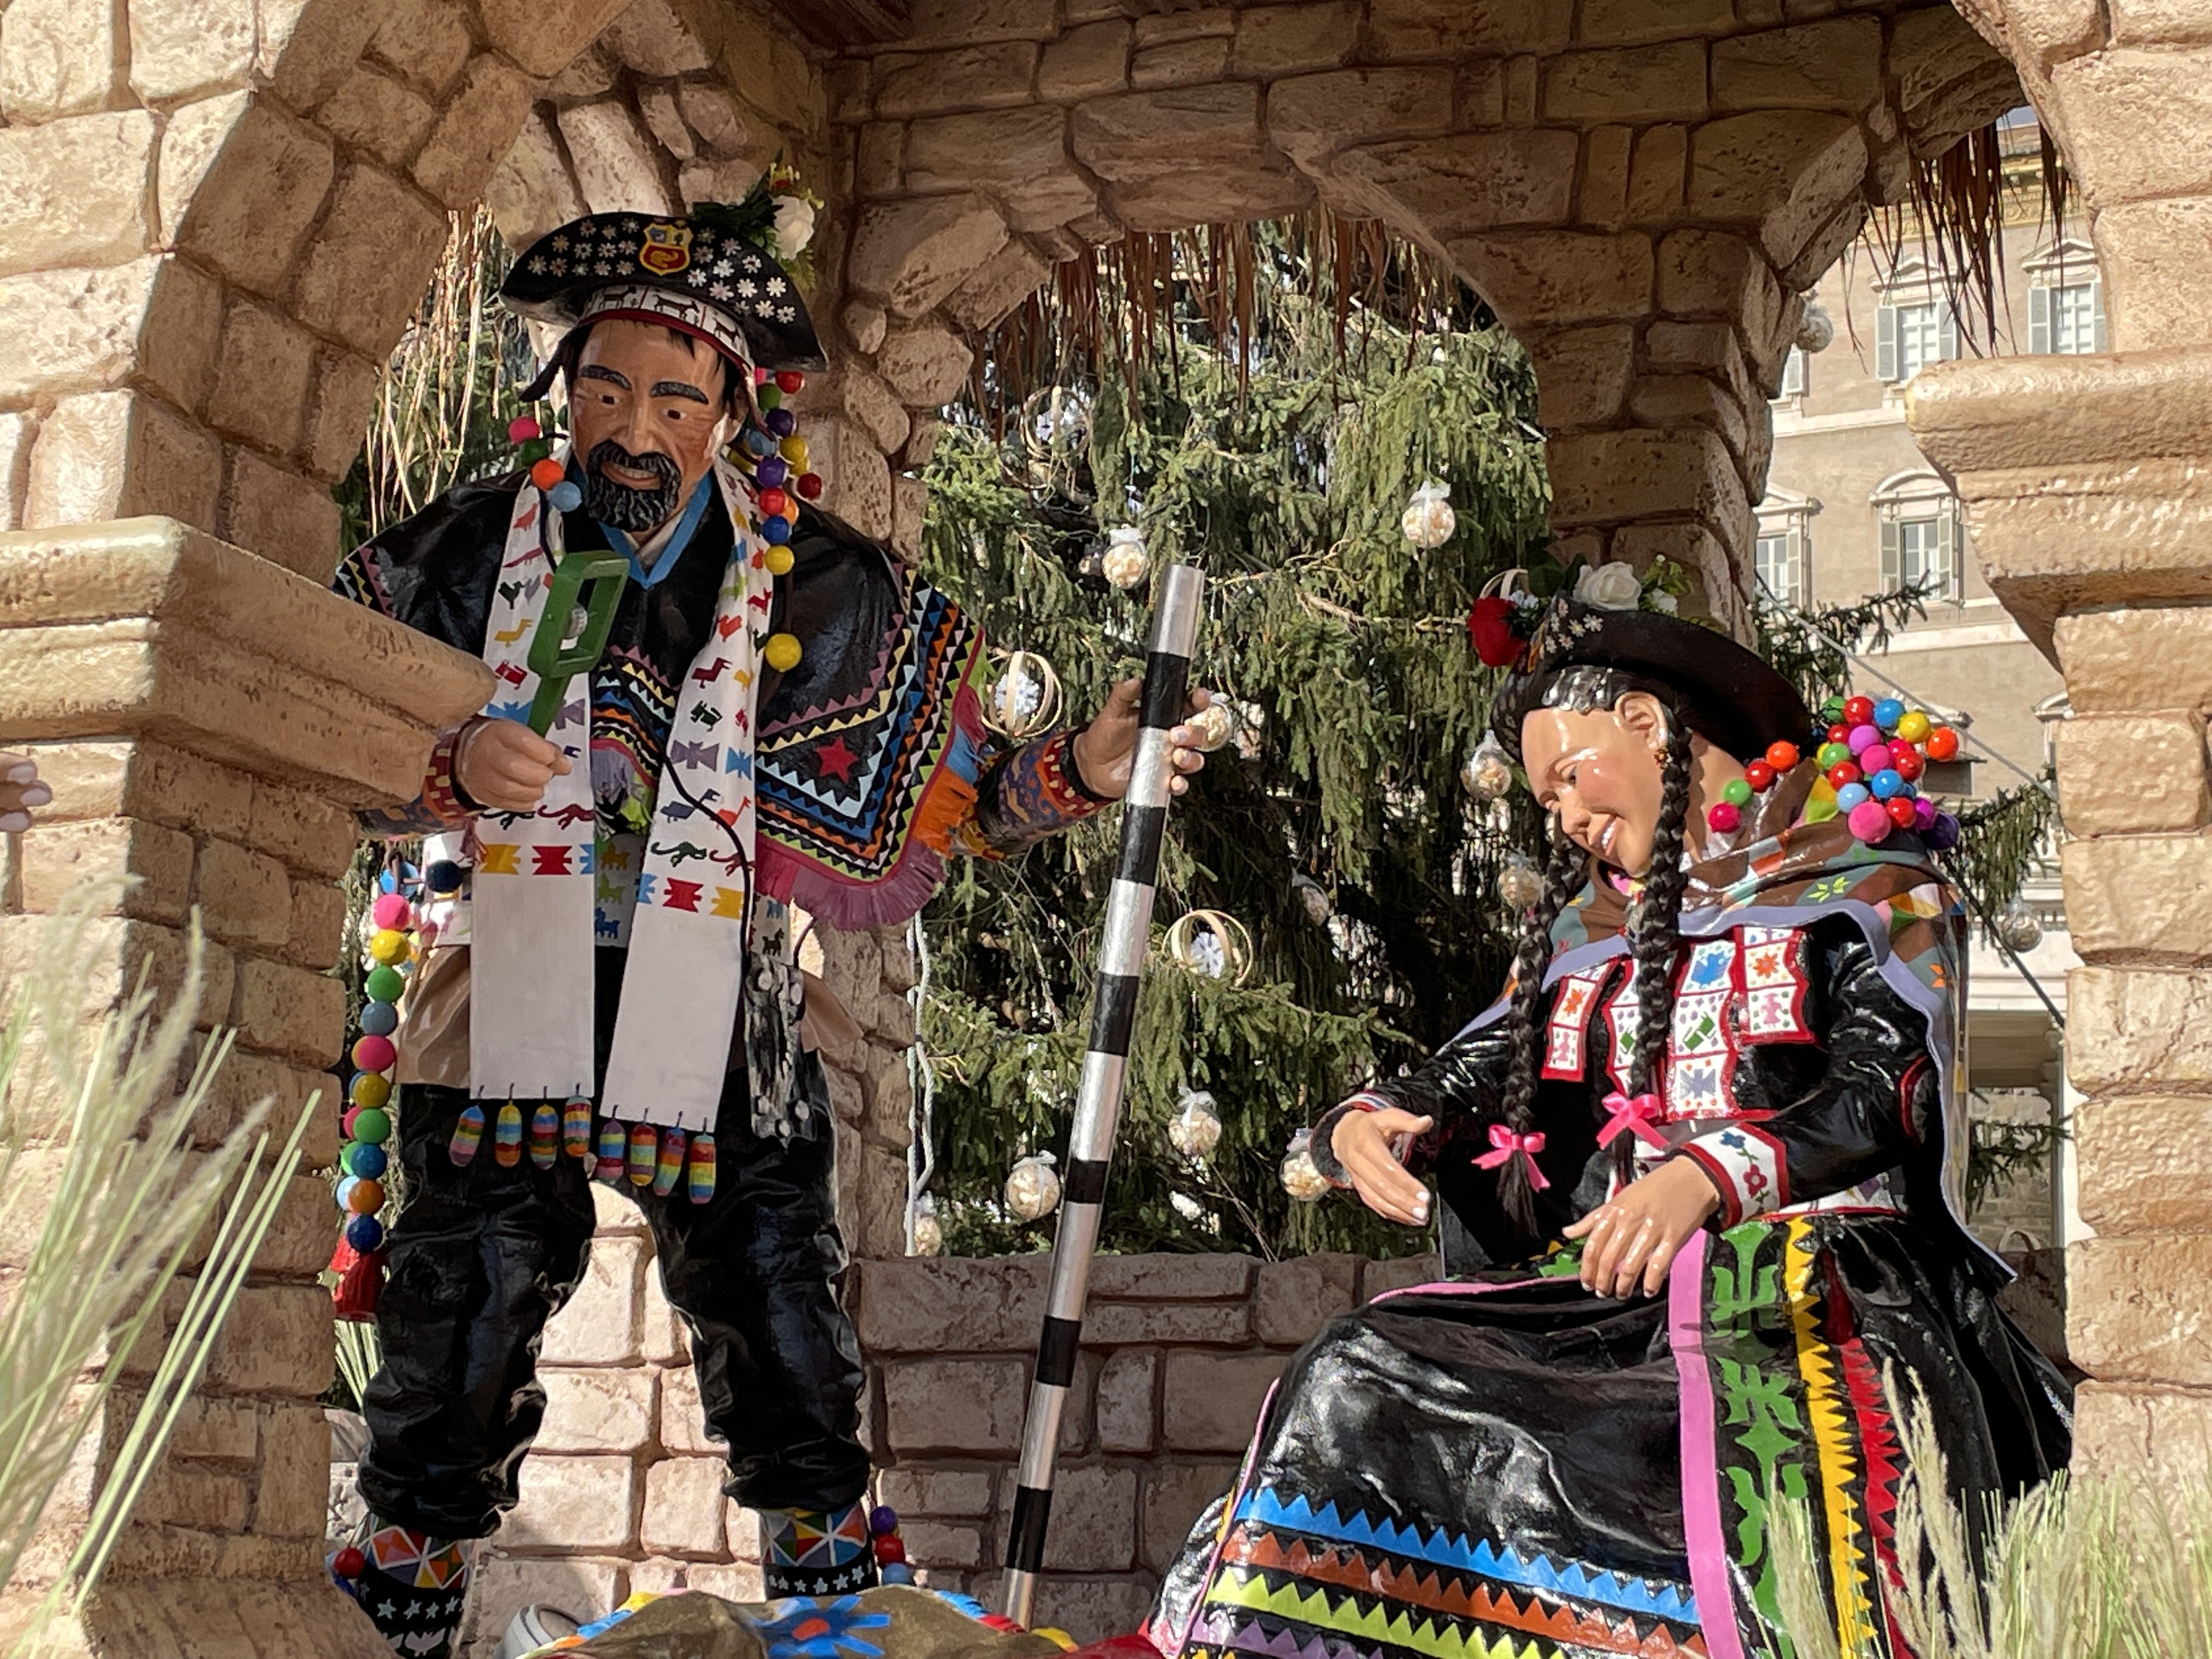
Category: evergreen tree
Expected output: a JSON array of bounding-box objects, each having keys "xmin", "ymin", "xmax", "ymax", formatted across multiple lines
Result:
[{"xmin": 915, "ymin": 229, "xmax": 1555, "ymax": 1260}]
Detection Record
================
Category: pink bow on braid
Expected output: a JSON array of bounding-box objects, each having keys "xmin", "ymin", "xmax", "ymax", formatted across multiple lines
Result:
[
  {"xmin": 1597, "ymin": 1091, "xmax": 1668, "ymax": 1150},
  {"xmin": 1475, "ymin": 1123, "xmax": 1549, "ymax": 1190}
]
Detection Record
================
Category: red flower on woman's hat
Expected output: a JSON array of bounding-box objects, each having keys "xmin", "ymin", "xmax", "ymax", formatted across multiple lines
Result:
[{"xmin": 1467, "ymin": 596, "xmax": 1520, "ymax": 667}]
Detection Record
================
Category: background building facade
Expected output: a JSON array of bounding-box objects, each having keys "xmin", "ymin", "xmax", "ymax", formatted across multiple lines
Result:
[{"xmin": 1765, "ymin": 108, "xmax": 2078, "ymax": 1263}]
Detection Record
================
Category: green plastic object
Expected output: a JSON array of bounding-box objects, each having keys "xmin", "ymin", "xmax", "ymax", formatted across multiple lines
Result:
[{"xmin": 527, "ymin": 551, "xmax": 630, "ymax": 735}]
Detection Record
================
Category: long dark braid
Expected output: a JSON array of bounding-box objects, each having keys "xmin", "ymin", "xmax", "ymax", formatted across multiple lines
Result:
[
  {"xmin": 1493, "ymin": 821, "xmax": 1590, "ymax": 1232},
  {"xmin": 1613, "ymin": 704, "xmax": 1696, "ymax": 1189}
]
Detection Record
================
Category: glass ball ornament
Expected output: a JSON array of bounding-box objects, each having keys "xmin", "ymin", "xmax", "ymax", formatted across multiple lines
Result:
[
  {"xmin": 1291, "ymin": 873, "xmax": 1332, "ymax": 924},
  {"xmin": 909, "ymin": 1197, "xmax": 944, "ymax": 1257},
  {"xmin": 1995, "ymin": 896, "xmax": 2045, "ymax": 954},
  {"xmin": 1401, "ymin": 479, "xmax": 1456, "ymax": 550},
  {"xmin": 1498, "ymin": 853, "xmax": 1544, "ymax": 911},
  {"xmin": 1102, "ymin": 526, "xmax": 1149, "ymax": 590},
  {"xmin": 1169, "ymin": 1090, "xmax": 1223, "ymax": 1161},
  {"xmin": 1185, "ymin": 698, "xmax": 1237, "ymax": 754},
  {"xmin": 1004, "ymin": 1152, "xmax": 1061, "ymax": 1222},
  {"xmin": 1279, "ymin": 1127, "xmax": 1330, "ymax": 1204},
  {"xmin": 1459, "ymin": 731, "xmax": 1513, "ymax": 803},
  {"xmin": 1795, "ymin": 300, "xmax": 1835, "ymax": 354}
]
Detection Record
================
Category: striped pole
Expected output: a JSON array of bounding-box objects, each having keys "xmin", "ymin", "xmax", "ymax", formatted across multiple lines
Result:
[{"xmin": 1000, "ymin": 562, "xmax": 1204, "ymax": 1628}]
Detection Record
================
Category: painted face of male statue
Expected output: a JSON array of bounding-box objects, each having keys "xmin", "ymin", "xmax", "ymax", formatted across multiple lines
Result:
[
  {"xmin": 567, "ymin": 318, "xmax": 735, "ymax": 535},
  {"xmin": 1520, "ymin": 693, "xmax": 1673, "ymax": 876}
]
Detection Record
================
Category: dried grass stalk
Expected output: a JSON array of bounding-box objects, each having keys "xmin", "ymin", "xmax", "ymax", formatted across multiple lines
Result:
[{"xmin": 0, "ymin": 882, "xmax": 317, "ymax": 1654}]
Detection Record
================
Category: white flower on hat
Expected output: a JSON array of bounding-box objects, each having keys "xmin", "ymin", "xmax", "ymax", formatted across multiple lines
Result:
[
  {"xmin": 772, "ymin": 196, "xmax": 816, "ymax": 261},
  {"xmin": 1573, "ymin": 559, "xmax": 1643, "ymax": 610},
  {"xmin": 1649, "ymin": 589, "xmax": 1678, "ymax": 614}
]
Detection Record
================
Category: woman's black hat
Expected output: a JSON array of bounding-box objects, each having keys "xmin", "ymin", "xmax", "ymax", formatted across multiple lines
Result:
[{"xmin": 1490, "ymin": 597, "xmax": 1811, "ymax": 764}]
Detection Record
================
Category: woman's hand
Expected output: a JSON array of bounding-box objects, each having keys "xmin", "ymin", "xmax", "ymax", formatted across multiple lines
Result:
[
  {"xmin": 454, "ymin": 718, "xmax": 572, "ymax": 813},
  {"xmin": 1330, "ymin": 1106, "xmax": 1434, "ymax": 1227},
  {"xmin": 1561, "ymin": 1157, "xmax": 1721, "ymax": 1298},
  {"xmin": 1069, "ymin": 680, "xmax": 1212, "ymax": 799},
  {"xmin": 0, "ymin": 751, "xmax": 51, "ymax": 832}
]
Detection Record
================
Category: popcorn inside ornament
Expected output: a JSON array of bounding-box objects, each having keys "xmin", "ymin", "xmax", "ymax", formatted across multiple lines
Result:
[
  {"xmin": 1460, "ymin": 731, "xmax": 1513, "ymax": 802},
  {"xmin": 1004, "ymin": 1152, "xmax": 1061, "ymax": 1222},
  {"xmin": 1169, "ymin": 1090, "xmax": 1223, "ymax": 1160},
  {"xmin": 1401, "ymin": 479, "xmax": 1456, "ymax": 549},
  {"xmin": 1280, "ymin": 1128, "xmax": 1330, "ymax": 1203},
  {"xmin": 1102, "ymin": 525, "xmax": 1150, "ymax": 590}
]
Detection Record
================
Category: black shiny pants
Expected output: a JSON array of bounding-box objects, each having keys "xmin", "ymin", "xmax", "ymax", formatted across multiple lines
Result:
[{"xmin": 357, "ymin": 1069, "xmax": 868, "ymax": 1541}]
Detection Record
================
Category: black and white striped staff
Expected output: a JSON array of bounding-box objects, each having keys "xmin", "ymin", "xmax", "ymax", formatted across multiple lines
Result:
[{"xmin": 1000, "ymin": 562, "xmax": 1204, "ymax": 1628}]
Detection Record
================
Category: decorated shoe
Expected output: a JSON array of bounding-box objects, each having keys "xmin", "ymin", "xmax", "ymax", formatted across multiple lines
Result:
[
  {"xmin": 337, "ymin": 1517, "xmax": 472, "ymax": 1658},
  {"xmin": 758, "ymin": 1500, "xmax": 880, "ymax": 1597}
]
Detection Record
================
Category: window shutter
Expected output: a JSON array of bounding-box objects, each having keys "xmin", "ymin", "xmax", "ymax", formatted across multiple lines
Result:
[
  {"xmin": 1937, "ymin": 503, "xmax": 1959, "ymax": 601},
  {"xmin": 1939, "ymin": 303, "xmax": 1960, "ymax": 363},
  {"xmin": 1876, "ymin": 304, "xmax": 1898, "ymax": 382},
  {"xmin": 2029, "ymin": 285, "xmax": 2051, "ymax": 354},
  {"xmin": 1788, "ymin": 526, "xmax": 1806, "ymax": 606},
  {"xmin": 1880, "ymin": 517, "xmax": 1900, "ymax": 590},
  {"xmin": 1781, "ymin": 348, "xmax": 1805, "ymax": 397},
  {"xmin": 2092, "ymin": 279, "xmax": 2108, "ymax": 353}
]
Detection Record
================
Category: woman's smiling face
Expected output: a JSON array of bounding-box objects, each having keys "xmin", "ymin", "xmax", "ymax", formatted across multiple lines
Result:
[{"xmin": 1520, "ymin": 699, "xmax": 1667, "ymax": 876}]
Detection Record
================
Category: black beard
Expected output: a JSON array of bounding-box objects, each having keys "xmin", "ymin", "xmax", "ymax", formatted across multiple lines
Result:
[{"xmin": 583, "ymin": 440, "xmax": 681, "ymax": 532}]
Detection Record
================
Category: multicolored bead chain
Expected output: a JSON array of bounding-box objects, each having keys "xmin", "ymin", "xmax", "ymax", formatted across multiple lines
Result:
[
  {"xmin": 1710, "ymin": 693, "xmax": 1964, "ymax": 850},
  {"xmin": 329, "ymin": 878, "xmax": 420, "ymax": 1320}
]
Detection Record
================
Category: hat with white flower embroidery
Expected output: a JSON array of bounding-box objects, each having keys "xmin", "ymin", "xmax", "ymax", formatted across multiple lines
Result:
[{"xmin": 503, "ymin": 171, "xmax": 825, "ymax": 400}]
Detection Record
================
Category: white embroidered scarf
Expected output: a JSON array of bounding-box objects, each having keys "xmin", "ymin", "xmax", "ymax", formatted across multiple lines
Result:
[{"xmin": 461, "ymin": 453, "xmax": 773, "ymax": 1132}]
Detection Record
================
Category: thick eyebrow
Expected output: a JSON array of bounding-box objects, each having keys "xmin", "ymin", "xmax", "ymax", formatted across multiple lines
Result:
[
  {"xmin": 650, "ymin": 380, "xmax": 710, "ymax": 405},
  {"xmin": 577, "ymin": 364, "xmax": 630, "ymax": 390}
]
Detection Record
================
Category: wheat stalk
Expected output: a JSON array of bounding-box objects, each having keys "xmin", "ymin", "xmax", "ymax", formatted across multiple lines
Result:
[{"xmin": 0, "ymin": 882, "xmax": 318, "ymax": 1653}]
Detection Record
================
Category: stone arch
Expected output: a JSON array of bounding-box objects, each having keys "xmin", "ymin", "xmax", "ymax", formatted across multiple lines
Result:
[{"xmin": 1899, "ymin": 0, "xmax": 2212, "ymax": 1496}]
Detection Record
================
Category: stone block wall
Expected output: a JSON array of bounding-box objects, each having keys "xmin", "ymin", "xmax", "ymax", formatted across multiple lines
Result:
[{"xmin": 477, "ymin": 1247, "xmax": 1440, "ymax": 1651}]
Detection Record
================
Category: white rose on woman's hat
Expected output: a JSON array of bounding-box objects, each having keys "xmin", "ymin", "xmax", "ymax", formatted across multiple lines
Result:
[
  {"xmin": 1573, "ymin": 559, "xmax": 1643, "ymax": 610},
  {"xmin": 772, "ymin": 196, "xmax": 816, "ymax": 260}
]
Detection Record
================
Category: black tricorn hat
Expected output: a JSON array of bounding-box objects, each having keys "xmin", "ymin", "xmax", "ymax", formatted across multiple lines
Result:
[
  {"xmin": 1490, "ymin": 597, "xmax": 1811, "ymax": 765},
  {"xmin": 501, "ymin": 202, "xmax": 825, "ymax": 398}
]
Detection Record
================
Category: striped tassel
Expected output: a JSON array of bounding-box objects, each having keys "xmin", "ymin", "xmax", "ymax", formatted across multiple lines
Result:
[
  {"xmin": 447, "ymin": 1104, "xmax": 485, "ymax": 1167},
  {"xmin": 688, "ymin": 1134, "xmax": 716, "ymax": 1204},
  {"xmin": 627, "ymin": 1124, "xmax": 656, "ymax": 1186},
  {"xmin": 529, "ymin": 1103, "xmax": 560, "ymax": 1169},
  {"xmin": 493, "ymin": 1102, "xmax": 523, "ymax": 1167},
  {"xmin": 595, "ymin": 1120, "xmax": 626, "ymax": 1184},
  {"xmin": 653, "ymin": 1127, "xmax": 686, "ymax": 1197},
  {"xmin": 563, "ymin": 1096, "xmax": 593, "ymax": 1160}
]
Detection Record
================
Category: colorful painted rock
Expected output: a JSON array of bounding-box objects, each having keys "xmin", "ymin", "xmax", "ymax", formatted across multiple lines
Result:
[
  {"xmin": 530, "ymin": 1104, "xmax": 560, "ymax": 1169},
  {"xmin": 563, "ymin": 1097, "xmax": 593, "ymax": 1160},
  {"xmin": 596, "ymin": 1120, "xmax": 627, "ymax": 1184},
  {"xmin": 627, "ymin": 1124, "xmax": 657, "ymax": 1186},
  {"xmin": 687, "ymin": 1134, "xmax": 716, "ymax": 1204},
  {"xmin": 653, "ymin": 1128, "xmax": 686, "ymax": 1197},
  {"xmin": 493, "ymin": 1102, "xmax": 523, "ymax": 1167}
]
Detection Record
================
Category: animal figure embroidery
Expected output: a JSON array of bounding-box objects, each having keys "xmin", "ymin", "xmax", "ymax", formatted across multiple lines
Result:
[{"xmin": 652, "ymin": 840, "xmax": 709, "ymax": 866}]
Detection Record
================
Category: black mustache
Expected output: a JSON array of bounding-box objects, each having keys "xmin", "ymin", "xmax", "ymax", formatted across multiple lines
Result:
[{"xmin": 586, "ymin": 440, "xmax": 680, "ymax": 487}]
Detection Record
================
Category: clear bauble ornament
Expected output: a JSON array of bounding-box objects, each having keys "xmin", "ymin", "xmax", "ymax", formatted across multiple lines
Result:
[
  {"xmin": 1279, "ymin": 1127, "xmax": 1330, "ymax": 1203},
  {"xmin": 1459, "ymin": 731, "xmax": 1513, "ymax": 802},
  {"xmin": 1167, "ymin": 909, "xmax": 1250, "ymax": 984},
  {"xmin": 1102, "ymin": 525, "xmax": 1149, "ymax": 590},
  {"xmin": 1232, "ymin": 700, "xmax": 1265, "ymax": 761},
  {"xmin": 1796, "ymin": 301, "xmax": 1835, "ymax": 354},
  {"xmin": 1004, "ymin": 1152, "xmax": 1061, "ymax": 1222},
  {"xmin": 1291, "ymin": 873, "xmax": 1332, "ymax": 924},
  {"xmin": 909, "ymin": 1197, "xmax": 944, "ymax": 1257},
  {"xmin": 1168, "ymin": 1090, "xmax": 1223, "ymax": 1160},
  {"xmin": 1185, "ymin": 698, "xmax": 1236, "ymax": 754},
  {"xmin": 1498, "ymin": 852, "xmax": 1544, "ymax": 911},
  {"xmin": 1401, "ymin": 479, "xmax": 1457, "ymax": 550},
  {"xmin": 1169, "ymin": 1190, "xmax": 1206, "ymax": 1222},
  {"xmin": 986, "ymin": 649, "xmax": 1062, "ymax": 741},
  {"xmin": 1995, "ymin": 895, "xmax": 2044, "ymax": 953}
]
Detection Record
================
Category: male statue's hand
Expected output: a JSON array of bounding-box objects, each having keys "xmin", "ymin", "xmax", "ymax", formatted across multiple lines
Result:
[
  {"xmin": 454, "ymin": 718, "xmax": 573, "ymax": 814},
  {"xmin": 1331, "ymin": 1106, "xmax": 1435, "ymax": 1227},
  {"xmin": 1069, "ymin": 680, "xmax": 1213, "ymax": 800}
]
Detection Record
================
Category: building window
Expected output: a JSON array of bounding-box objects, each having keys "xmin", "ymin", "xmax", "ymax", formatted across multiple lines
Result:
[
  {"xmin": 1755, "ymin": 529, "xmax": 1804, "ymax": 606},
  {"xmin": 1875, "ymin": 472, "xmax": 1963, "ymax": 603},
  {"xmin": 1778, "ymin": 346, "xmax": 1807, "ymax": 400},
  {"xmin": 2029, "ymin": 274, "xmax": 2106, "ymax": 355},
  {"xmin": 1875, "ymin": 258, "xmax": 1960, "ymax": 384}
]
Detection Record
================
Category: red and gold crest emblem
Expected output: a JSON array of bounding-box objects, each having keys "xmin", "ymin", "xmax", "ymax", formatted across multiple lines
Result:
[{"xmin": 638, "ymin": 222, "xmax": 692, "ymax": 275}]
